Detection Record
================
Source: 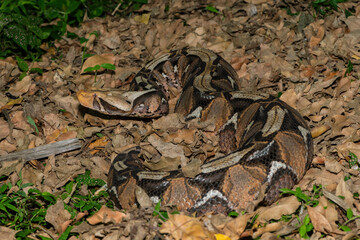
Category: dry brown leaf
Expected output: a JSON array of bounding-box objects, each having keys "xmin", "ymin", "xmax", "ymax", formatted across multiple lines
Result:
[
  {"xmin": 0, "ymin": 118, "xmax": 10, "ymax": 140},
  {"xmin": 252, "ymin": 222, "xmax": 282, "ymax": 238},
  {"xmin": 11, "ymin": 111, "xmax": 32, "ymax": 132},
  {"xmin": 0, "ymin": 139, "xmax": 17, "ymax": 153},
  {"xmin": 317, "ymin": 196, "xmax": 339, "ymax": 231},
  {"xmin": 336, "ymin": 177, "xmax": 355, "ymax": 207},
  {"xmin": 222, "ymin": 213, "xmax": 253, "ymax": 239},
  {"xmin": 308, "ymin": 206, "xmax": 333, "ymax": 233},
  {"xmin": 337, "ymin": 142, "xmax": 360, "ymax": 161},
  {"xmin": 87, "ymin": 205, "xmax": 126, "ymax": 225},
  {"xmin": 325, "ymin": 158, "xmax": 343, "ymax": 174},
  {"xmin": 81, "ymin": 53, "xmax": 116, "ymax": 73},
  {"xmin": 152, "ymin": 113, "xmax": 184, "ymax": 130},
  {"xmin": 309, "ymin": 25, "xmax": 325, "ymax": 48},
  {"xmin": 88, "ymin": 136, "xmax": 110, "ymax": 155},
  {"xmin": 160, "ymin": 214, "xmax": 215, "ymax": 240},
  {"xmin": 147, "ymin": 134, "xmax": 187, "ymax": 166},
  {"xmin": 256, "ymin": 196, "xmax": 301, "ymax": 222},
  {"xmin": 45, "ymin": 199, "xmax": 72, "ymax": 234},
  {"xmin": 311, "ymin": 125, "xmax": 330, "ymax": 138},
  {"xmin": 280, "ymin": 89, "xmax": 298, "ymax": 109},
  {"xmin": 0, "ymin": 97, "xmax": 23, "ymax": 113},
  {"xmin": 0, "ymin": 226, "xmax": 17, "ymax": 240},
  {"xmin": 165, "ymin": 129, "xmax": 198, "ymax": 144},
  {"xmin": 8, "ymin": 76, "xmax": 32, "ymax": 97}
]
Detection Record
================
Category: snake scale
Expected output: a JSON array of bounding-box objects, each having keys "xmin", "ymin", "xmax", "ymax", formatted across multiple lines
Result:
[{"xmin": 77, "ymin": 47, "xmax": 313, "ymax": 215}]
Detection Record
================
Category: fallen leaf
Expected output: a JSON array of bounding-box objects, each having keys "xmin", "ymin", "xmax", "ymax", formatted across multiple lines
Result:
[
  {"xmin": 0, "ymin": 118, "xmax": 10, "ymax": 140},
  {"xmin": 147, "ymin": 134, "xmax": 187, "ymax": 167},
  {"xmin": 160, "ymin": 214, "xmax": 215, "ymax": 240},
  {"xmin": 252, "ymin": 222, "xmax": 282, "ymax": 238},
  {"xmin": 88, "ymin": 136, "xmax": 110, "ymax": 154},
  {"xmin": 87, "ymin": 205, "xmax": 126, "ymax": 225},
  {"xmin": 0, "ymin": 226, "xmax": 17, "ymax": 240},
  {"xmin": 311, "ymin": 125, "xmax": 330, "ymax": 138},
  {"xmin": 81, "ymin": 53, "xmax": 116, "ymax": 73},
  {"xmin": 308, "ymin": 206, "xmax": 333, "ymax": 233},
  {"xmin": 45, "ymin": 199, "xmax": 72, "ymax": 234},
  {"xmin": 8, "ymin": 76, "xmax": 32, "ymax": 97},
  {"xmin": 223, "ymin": 213, "xmax": 253, "ymax": 239},
  {"xmin": 256, "ymin": 196, "xmax": 301, "ymax": 222},
  {"xmin": 134, "ymin": 13, "xmax": 151, "ymax": 24}
]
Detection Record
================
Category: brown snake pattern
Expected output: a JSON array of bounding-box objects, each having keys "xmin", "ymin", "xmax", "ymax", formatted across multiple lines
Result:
[{"xmin": 77, "ymin": 48, "xmax": 313, "ymax": 215}]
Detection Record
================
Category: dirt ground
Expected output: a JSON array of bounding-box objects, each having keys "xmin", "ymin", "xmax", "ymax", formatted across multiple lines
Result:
[{"xmin": 1, "ymin": 0, "xmax": 360, "ymax": 239}]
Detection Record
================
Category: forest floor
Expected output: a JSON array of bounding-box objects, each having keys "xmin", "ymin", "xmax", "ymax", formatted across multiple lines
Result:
[{"xmin": 1, "ymin": 0, "xmax": 360, "ymax": 239}]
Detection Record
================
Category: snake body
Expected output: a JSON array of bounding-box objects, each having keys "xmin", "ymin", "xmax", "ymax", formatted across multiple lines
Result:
[{"xmin": 77, "ymin": 48, "xmax": 313, "ymax": 215}]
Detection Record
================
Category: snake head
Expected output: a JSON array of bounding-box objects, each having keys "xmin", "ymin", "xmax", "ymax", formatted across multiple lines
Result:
[{"xmin": 77, "ymin": 89, "xmax": 168, "ymax": 117}]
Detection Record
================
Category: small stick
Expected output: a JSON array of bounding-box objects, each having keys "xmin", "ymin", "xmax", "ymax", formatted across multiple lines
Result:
[{"xmin": 0, "ymin": 138, "xmax": 82, "ymax": 162}]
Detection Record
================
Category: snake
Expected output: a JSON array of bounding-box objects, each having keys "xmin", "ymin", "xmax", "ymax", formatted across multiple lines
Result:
[{"xmin": 77, "ymin": 47, "xmax": 313, "ymax": 215}]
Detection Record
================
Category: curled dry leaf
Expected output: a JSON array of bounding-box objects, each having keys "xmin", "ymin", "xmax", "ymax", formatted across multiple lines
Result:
[
  {"xmin": 0, "ymin": 97, "xmax": 23, "ymax": 113},
  {"xmin": 160, "ymin": 214, "xmax": 215, "ymax": 240},
  {"xmin": 311, "ymin": 125, "xmax": 330, "ymax": 138},
  {"xmin": 256, "ymin": 196, "xmax": 301, "ymax": 222},
  {"xmin": 87, "ymin": 205, "xmax": 126, "ymax": 225}
]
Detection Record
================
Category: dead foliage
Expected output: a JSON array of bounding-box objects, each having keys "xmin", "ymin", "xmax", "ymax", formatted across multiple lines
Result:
[{"xmin": 1, "ymin": 0, "xmax": 360, "ymax": 239}]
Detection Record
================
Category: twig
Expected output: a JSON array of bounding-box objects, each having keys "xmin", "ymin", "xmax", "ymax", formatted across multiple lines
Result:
[{"xmin": 0, "ymin": 138, "xmax": 82, "ymax": 162}]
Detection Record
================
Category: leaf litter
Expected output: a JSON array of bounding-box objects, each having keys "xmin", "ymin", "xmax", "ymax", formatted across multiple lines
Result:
[{"xmin": 0, "ymin": 0, "xmax": 360, "ymax": 239}]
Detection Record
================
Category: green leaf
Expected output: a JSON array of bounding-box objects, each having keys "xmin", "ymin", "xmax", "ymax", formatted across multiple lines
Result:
[
  {"xmin": 344, "ymin": 175, "xmax": 351, "ymax": 181},
  {"xmin": 299, "ymin": 224, "xmax": 308, "ymax": 238},
  {"xmin": 348, "ymin": 151, "xmax": 358, "ymax": 168},
  {"xmin": 228, "ymin": 211, "xmax": 239, "ymax": 217},
  {"xmin": 205, "ymin": 5, "xmax": 219, "ymax": 13},
  {"xmin": 96, "ymin": 133, "xmax": 104, "ymax": 138},
  {"xmin": 345, "ymin": 60, "xmax": 353, "ymax": 76},
  {"xmin": 304, "ymin": 215, "xmax": 311, "ymax": 225},
  {"xmin": 65, "ymin": 181, "xmax": 74, "ymax": 194},
  {"xmin": 0, "ymin": 13, "xmax": 14, "ymax": 30},
  {"xmin": 4, "ymin": 202, "xmax": 19, "ymax": 213},
  {"xmin": 20, "ymin": 182, "xmax": 33, "ymax": 189},
  {"xmin": 100, "ymin": 63, "xmax": 115, "ymax": 70},
  {"xmin": 4, "ymin": 24, "xmax": 29, "ymax": 51},
  {"xmin": 26, "ymin": 116, "xmax": 39, "ymax": 134},
  {"xmin": 58, "ymin": 226, "xmax": 72, "ymax": 240},
  {"xmin": 339, "ymin": 225, "xmax": 351, "ymax": 232},
  {"xmin": 16, "ymin": 56, "xmax": 29, "ymax": 72},
  {"xmin": 346, "ymin": 208, "xmax": 353, "ymax": 219},
  {"xmin": 0, "ymin": 183, "xmax": 9, "ymax": 193},
  {"xmin": 29, "ymin": 68, "xmax": 43, "ymax": 74},
  {"xmin": 41, "ymin": 192, "xmax": 56, "ymax": 204},
  {"xmin": 84, "ymin": 65, "xmax": 100, "ymax": 72},
  {"xmin": 345, "ymin": 9, "xmax": 353, "ymax": 17}
]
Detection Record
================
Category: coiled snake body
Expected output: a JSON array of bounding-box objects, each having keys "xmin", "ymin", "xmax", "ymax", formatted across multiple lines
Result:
[{"xmin": 77, "ymin": 48, "xmax": 313, "ymax": 215}]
